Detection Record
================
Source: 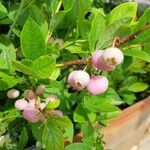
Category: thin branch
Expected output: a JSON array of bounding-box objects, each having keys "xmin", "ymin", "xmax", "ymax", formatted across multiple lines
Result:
[
  {"xmin": 56, "ymin": 58, "xmax": 91, "ymax": 67},
  {"xmin": 115, "ymin": 24, "xmax": 150, "ymax": 47}
]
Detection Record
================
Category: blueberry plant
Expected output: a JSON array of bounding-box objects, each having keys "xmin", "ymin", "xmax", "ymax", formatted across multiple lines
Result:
[{"xmin": 0, "ymin": 0, "xmax": 150, "ymax": 149}]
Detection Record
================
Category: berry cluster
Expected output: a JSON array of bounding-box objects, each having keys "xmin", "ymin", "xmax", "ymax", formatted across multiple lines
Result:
[
  {"xmin": 68, "ymin": 47, "xmax": 124, "ymax": 95},
  {"xmin": 7, "ymin": 85, "xmax": 63, "ymax": 123},
  {"xmin": 7, "ymin": 47, "xmax": 124, "ymax": 122}
]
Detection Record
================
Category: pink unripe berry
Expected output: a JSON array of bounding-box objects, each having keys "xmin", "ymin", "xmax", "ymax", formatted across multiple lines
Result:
[
  {"xmin": 23, "ymin": 107, "xmax": 40, "ymax": 123},
  {"xmin": 7, "ymin": 89, "xmax": 20, "ymax": 99},
  {"xmin": 24, "ymin": 90, "xmax": 35, "ymax": 99},
  {"xmin": 68, "ymin": 70, "xmax": 90, "ymax": 91},
  {"xmin": 102, "ymin": 47, "xmax": 124, "ymax": 66},
  {"xmin": 15, "ymin": 99, "xmax": 29, "ymax": 110},
  {"xmin": 35, "ymin": 84, "xmax": 45, "ymax": 95},
  {"xmin": 87, "ymin": 76, "xmax": 109, "ymax": 95},
  {"xmin": 92, "ymin": 50, "xmax": 115, "ymax": 71}
]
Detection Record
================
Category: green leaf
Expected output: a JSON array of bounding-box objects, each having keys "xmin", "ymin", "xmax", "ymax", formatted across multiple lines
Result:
[
  {"xmin": 96, "ymin": 17, "xmax": 131, "ymax": 49},
  {"xmin": 65, "ymin": 45, "xmax": 86, "ymax": 54},
  {"xmin": 12, "ymin": 61, "xmax": 39, "ymax": 79},
  {"xmin": 45, "ymin": 99, "xmax": 60, "ymax": 110},
  {"xmin": 116, "ymin": 25, "xmax": 132, "ymax": 38},
  {"xmin": 49, "ymin": 68, "xmax": 60, "ymax": 80},
  {"xmin": 21, "ymin": 17, "xmax": 47, "ymax": 60},
  {"xmin": 123, "ymin": 47, "xmax": 150, "ymax": 62},
  {"xmin": 49, "ymin": 116, "xmax": 74, "ymax": 142},
  {"xmin": 21, "ymin": 59, "xmax": 33, "ymax": 66},
  {"xmin": 83, "ymin": 96, "xmax": 121, "ymax": 116},
  {"xmin": 73, "ymin": 104, "xmax": 88, "ymax": 123},
  {"xmin": 29, "ymin": 5, "xmax": 48, "ymax": 38},
  {"xmin": 18, "ymin": 127, "xmax": 28, "ymax": 150},
  {"xmin": 77, "ymin": 0, "xmax": 93, "ymax": 38},
  {"xmin": 104, "ymin": 88, "xmax": 123, "ymax": 105},
  {"xmin": 42, "ymin": 123, "xmax": 64, "ymax": 150},
  {"xmin": 50, "ymin": 116, "xmax": 72, "ymax": 129},
  {"xmin": 65, "ymin": 143, "xmax": 90, "ymax": 150},
  {"xmin": 32, "ymin": 56, "xmax": 56, "ymax": 79},
  {"xmin": 49, "ymin": 0, "xmax": 74, "ymax": 32},
  {"xmin": 0, "ymin": 71, "xmax": 21, "ymax": 91},
  {"xmin": 133, "ymin": 7, "xmax": 150, "ymax": 32},
  {"xmin": 0, "ymin": 35, "xmax": 16, "ymax": 70},
  {"xmin": 108, "ymin": 2, "xmax": 137, "ymax": 25},
  {"xmin": 0, "ymin": 1, "xmax": 7, "ymax": 19},
  {"xmin": 31, "ymin": 122, "xmax": 44, "ymax": 142},
  {"xmin": 81, "ymin": 122, "xmax": 94, "ymax": 147},
  {"xmin": 128, "ymin": 82, "xmax": 149, "ymax": 92},
  {"xmin": 63, "ymin": 118, "xmax": 74, "ymax": 143},
  {"xmin": 89, "ymin": 8, "xmax": 105, "ymax": 51},
  {"xmin": 123, "ymin": 93, "xmax": 136, "ymax": 105}
]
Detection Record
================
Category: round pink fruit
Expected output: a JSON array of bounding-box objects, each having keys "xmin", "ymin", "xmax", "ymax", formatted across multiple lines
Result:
[
  {"xmin": 36, "ymin": 84, "xmax": 46, "ymax": 96},
  {"xmin": 87, "ymin": 76, "xmax": 109, "ymax": 95},
  {"xmin": 15, "ymin": 99, "xmax": 29, "ymax": 110},
  {"xmin": 68, "ymin": 70, "xmax": 90, "ymax": 91},
  {"xmin": 23, "ymin": 107, "xmax": 40, "ymax": 123},
  {"xmin": 24, "ymin": 90, "xmax": 35, "ymax": 99},
  {"xmin": 7, "ymin": 89, "xmax": 20, "ymax": 99}
]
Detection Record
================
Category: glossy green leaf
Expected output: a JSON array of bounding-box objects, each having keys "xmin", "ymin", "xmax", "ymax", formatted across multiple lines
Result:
[
  {"xmin": 30, "ymin": 5, "xmax": 48, "ymax": 38},
  {"xmin": 49, "ymin": 0, "xmax": 74, "ymax": 32},
  {"xmin": 0, "ymin": 71, "xmax": 21, "ymax": 91},
  {"xmin": 21, "ymin": 17, "xmax": 47, "ymax": 60},
  {"xmin": 42, "ymin": 123, "xmax": 64, "ymax": 150},
  {"xmin": 12, "ymin": 61, "xmax": 39, "ymax": 79},
  {"xmin": 123, "ymin": 48, "xmax": 150, "ymax": 62},
  {"xmin": 108, "ymin": 2, "xmax": 137, "ymax": 25},
  {"xmin": 128, "ymin": 82, "xmax": 149, "ymax": 92},
  {"xmin": 74, "ymin": 104, "xmax": 88, "ymax": 123},
  {"xmin": 0, "ymin": 1, "xmax": 7, "ymax": 19},
  {"xmin": 84, "ymin": 96, "xmax": 120, "ymax": 113},
  {"xmin": 0, "ymin": 35, "xmax": 16, "ymax": 70},
  {"xmin": 31, "ymin": 122, "xmax": 44, "ymax": 142},
  {"xmin": 96, "ymin": 17, "xmax": 131, "ymax": 49},
  {"xmin": 133, "ymin": 7, "xmax": 150, "ymax": 32},
  {"xmin": 77, "ymin": 0, "xmax": 92, "ymax": 38},
  {"xmin": 32, "ymin": 56, "xmax": 56, "ymax": 79},
  {"xmin": 89, "ymin": 8, "xmax": 105, "ymax": 51}
]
